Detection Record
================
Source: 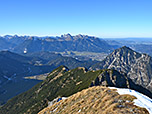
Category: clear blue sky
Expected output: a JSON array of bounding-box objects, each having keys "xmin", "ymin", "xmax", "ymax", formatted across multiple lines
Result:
[{"xmin": 0, "ymin": 0, "xmax": 152, "ymax": 38}]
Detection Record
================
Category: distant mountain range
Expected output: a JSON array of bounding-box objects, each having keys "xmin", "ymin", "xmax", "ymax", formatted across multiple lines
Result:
[
  {"xmin": 105, "ymin": 38, "xmax": 152, "ymax": 56},
  {"xmin": 0, "ymin": 34, "xmax": 113, "ymax": 53},
  {"xmin": 1, "ymin": 34, "xmax": 152, "ymax": 57}
]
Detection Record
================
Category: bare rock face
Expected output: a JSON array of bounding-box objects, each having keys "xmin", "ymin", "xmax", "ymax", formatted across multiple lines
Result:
[
  {"xmin": 91, "ymin": 46, "xmax": 152, "ymax": 93},
  {"xmin": 91, "ymin": 69, "xmax": 130, "ymax": 88}
]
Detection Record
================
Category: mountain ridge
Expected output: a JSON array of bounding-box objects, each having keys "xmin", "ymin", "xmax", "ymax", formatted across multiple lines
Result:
[
  {"xmin": 90, "ymin": 46, "xmax": 152, "ymax": 93},
  {"xmin": 0, "ymin": 34, "xmax": 113, "ymax": 53},
  {"xmin": 0, "ymin": 65, "xmax": 151, "ymax": 114},
  {"xmin": 39, "ymin": 86, "xmax": 150, "ymax": 114},
  {"xmin": 0, "ymin": 51, "xmax": 95, "ymax": 104}
]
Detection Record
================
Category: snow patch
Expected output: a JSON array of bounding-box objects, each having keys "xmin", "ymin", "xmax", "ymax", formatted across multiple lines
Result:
[
  {"xmin": 48, "ymin": 97, "xmax": 67, "ymax": 107},
  {"xmin": 109, "ymin": 87, "xmax": 152, "ymax": 114},
  {"xmin": 78, "ymin": 109, "xmax": 81, "ymax": 113}
]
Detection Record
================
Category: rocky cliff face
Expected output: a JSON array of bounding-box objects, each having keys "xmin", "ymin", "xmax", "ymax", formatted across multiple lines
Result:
[
  {"xmin": 91, "ymin": 46, "xmax": 152, "ymax": 93},
  {"xmin": 91, "ymin": 70, "xmax": 130, "ymax": 88}
]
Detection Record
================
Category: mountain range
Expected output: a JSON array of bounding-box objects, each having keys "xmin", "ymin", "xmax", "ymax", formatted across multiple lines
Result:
[
  {"xmin": 0, "ymin": 65, "xmax": 151, "ymax": 114},
  {"xmin": 0, "ymin": 34, "xmax": 113, "ymax": 54},
  {"xmin": 105, "ymin": 38, "xmax": 152, "ymax": 56},
  {"xmin": 1, "ymin": 34, "xmax": 152, "ymax": 57},
  {"xmin": 0, "ymin": 34, "xmax": 152, "ymax": 113}
]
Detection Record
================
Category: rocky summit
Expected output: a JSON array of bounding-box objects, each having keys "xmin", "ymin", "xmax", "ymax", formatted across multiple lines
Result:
[{"xmin": 91, "ymin": 46, "xmax": 152, "ymax": 93}]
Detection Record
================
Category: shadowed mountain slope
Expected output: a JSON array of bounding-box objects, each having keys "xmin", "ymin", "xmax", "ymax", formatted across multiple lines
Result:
[
  {"xmin": 0, "ymin": 66, "xmax": 151, "ymax": 114},
  {"xmin": 0, "ymin": 51, "xmax": 95, "ymax": 105}
]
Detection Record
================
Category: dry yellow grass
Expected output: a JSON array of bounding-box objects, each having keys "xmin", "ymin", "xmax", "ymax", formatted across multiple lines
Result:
[
  {"xmin": 38, "ymin": 86, "xmax": 149, "ymax": 114},
  {"xmin": 24, "ymin": 73, "xmax": 49, "ymax": 80}
]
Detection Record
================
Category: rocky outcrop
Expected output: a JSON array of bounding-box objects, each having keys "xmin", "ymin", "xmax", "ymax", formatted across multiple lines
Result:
[
  {"xmin": 91, "ymin": 69, "xmax": 152, "ymax": 99},
  {"xmin": 91, "ymin": 70, "xmax": 129, "ymax": 88},
  {"xmin": 91, "ymin": 46, "xmax": 152, "ymax": 93}
]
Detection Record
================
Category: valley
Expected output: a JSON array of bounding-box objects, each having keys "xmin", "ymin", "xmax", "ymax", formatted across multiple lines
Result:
[
  {"xmin": 0, "ymin": 34, "xmax": 152, "ymax": 114},
  {"xmin": 1, "ymin": 0, "xmax": 152, "ymax": 113}
]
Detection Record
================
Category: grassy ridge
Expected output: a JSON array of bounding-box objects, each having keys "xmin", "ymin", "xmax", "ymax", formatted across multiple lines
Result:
[
  {"xmin": 0, "ymin": 66, "xmax": 101, "ymax": 114},
  {"xmin": 1, "ymin": 65, "xmax": 151, "ymax": 114}
]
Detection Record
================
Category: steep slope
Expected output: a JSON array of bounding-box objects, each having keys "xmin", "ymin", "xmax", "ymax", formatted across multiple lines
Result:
[
  {"xmin": 0, "ymin": 51, "xmax": 52, "ymax": 85},
  {"xmin": 39, "ymin": 86, "xmax": 150, "ymax": 114},
  {"xmin": 13, "ymin": 34, "xmax": 113, "ymax": 53},
  {"xmin": 0, "ymin": 51, "xmax": 54, "ymax": 104},
  {"xmin": 0, "ymin": 66, "xmax": 102, "ymax": 114},
  {"xmin": 91, "ymin": 46, "xmax": 152, "ymax": 93},
  {"xmin": 0, "ymin": 51, "xmax": 95, "ymax": 104},
  {"xmin": 0, "ymin": 66, "xmax": 151, "ymax": 114}
]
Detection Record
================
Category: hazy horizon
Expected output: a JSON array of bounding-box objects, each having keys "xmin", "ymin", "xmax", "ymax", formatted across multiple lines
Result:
[
  {"xmin": 1, "ymin": 33, "xmax": 152, "ymax": 39},
  {"xmin": 0, "ymin": 0, "xmax": 152, "ymax": 38}
]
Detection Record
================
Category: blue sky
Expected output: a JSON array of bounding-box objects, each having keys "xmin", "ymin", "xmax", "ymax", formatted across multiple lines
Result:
[{"xmin": 0, "ymin": 0, "xmax": 152, "ymax": 38}]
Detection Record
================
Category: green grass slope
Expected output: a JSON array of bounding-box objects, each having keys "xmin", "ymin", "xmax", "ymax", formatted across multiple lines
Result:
[{"xmin": 0, "ymin": 66, "xmax": 151, "ymax": 114}]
